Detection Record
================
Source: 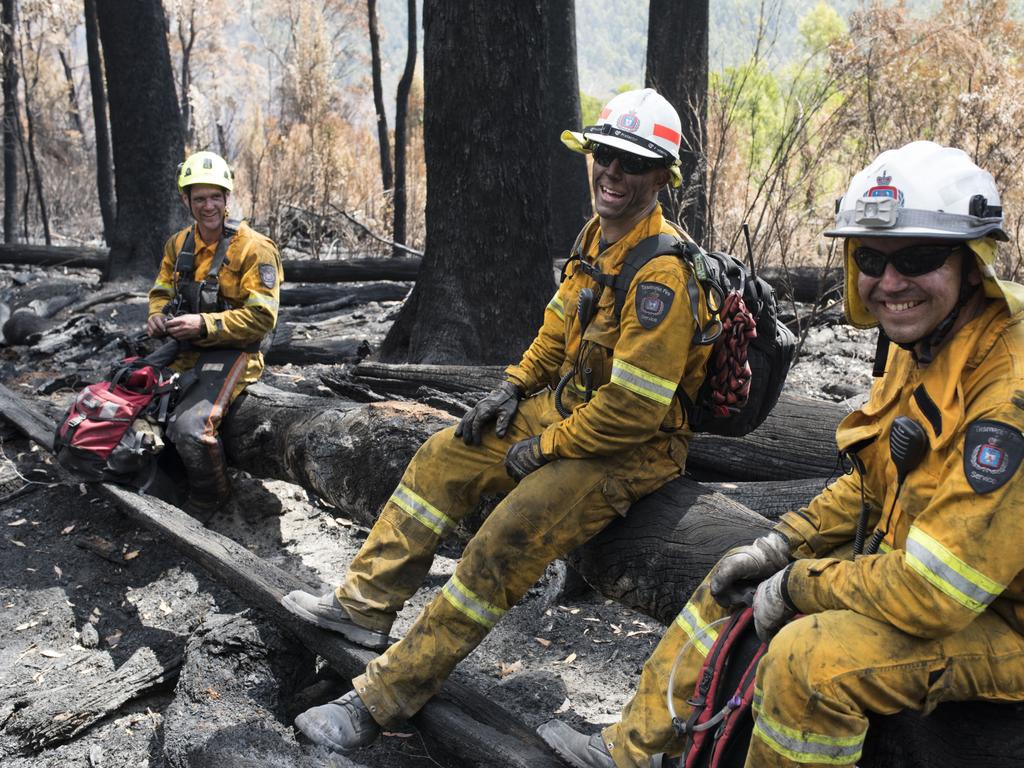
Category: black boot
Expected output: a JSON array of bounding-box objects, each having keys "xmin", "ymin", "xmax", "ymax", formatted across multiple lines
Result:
[
  {"xmin": 295, "ymin": 689, "xmax": 381, "ymax": 753},
  {"xmin": 537, "ymin": 720, "xmax": 616, "ymax": 768}
]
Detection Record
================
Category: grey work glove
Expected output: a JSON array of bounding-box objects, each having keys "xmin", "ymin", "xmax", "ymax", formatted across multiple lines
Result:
[
  {"xmin": 710, "ymin": 531, "xmax": 791, "ymax": 609},
  {"xmin": 752, "ymin": 565, "xmax": 796, "ymax": 642},
  {"xmin": 455, "ymin": 381, "xmax": 523, "ymax": 445},
  {"xmin": 505, "ymin": 436, "xmax": 548, "ymax": 481}
]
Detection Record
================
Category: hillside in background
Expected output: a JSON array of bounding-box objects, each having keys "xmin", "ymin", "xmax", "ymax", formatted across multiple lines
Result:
[{"xmin": 374, "ymin": 0, "xmax": 942, "ymax": 104}]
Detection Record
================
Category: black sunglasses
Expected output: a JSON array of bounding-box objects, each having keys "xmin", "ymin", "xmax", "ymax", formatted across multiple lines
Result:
[
  {"xmin": 852, "ymin": 243, "xmax": 964, "ymax": 278},
  {"xmin": 591, "ymin": 144, "xmax": 665, "ymax": 175}
]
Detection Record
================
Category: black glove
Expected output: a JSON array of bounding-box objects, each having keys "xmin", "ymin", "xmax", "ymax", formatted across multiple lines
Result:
[
  {"xmin": 455, "ymin": 381, "xmax": 523, "ymax": 445},
  {"xmin": 709, "ymin": 531, "xmax": 791, "ymax": 609},
  {"xmin": 504, "ymin": 436, "xmax": 548, "ymax": 481}
]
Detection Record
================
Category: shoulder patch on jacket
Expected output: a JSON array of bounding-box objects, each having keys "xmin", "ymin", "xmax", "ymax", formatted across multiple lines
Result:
[
  {"xmin": 258, "ymin": 264, "xmax": 277, "ymax": 289},
  {"xmin": 963, "ymin": 420, "xmax": 1024, "ymax": 494},
  {"xmin": 635, "ymin": 281, "xmax": 675, "ymax": 329}
]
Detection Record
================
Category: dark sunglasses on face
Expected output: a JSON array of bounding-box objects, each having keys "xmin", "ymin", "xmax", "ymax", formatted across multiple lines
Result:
[
  {"xmin": 852, "ymin": 243, "xmax": 964, "ymax": 278},
  {"xmin": 591, "ymin": 144, "xmax": 665, "ymax": 175}
]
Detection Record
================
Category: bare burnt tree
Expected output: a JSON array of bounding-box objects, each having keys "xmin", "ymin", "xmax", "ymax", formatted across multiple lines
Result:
[
  {"xmin": 176, "ymin": 3, "xmax": 196, "ymax": 146},
  {"xmin": 380, "ymin": 1, "xmax": 553, "ymax": 364},
  {"xmin": 367, "ymin": 0, "xmax": 393, "ymax": 193},
  {"xmin": 95, "ymin": 0, "xmax": 185, "ymax": 281},
  {"xmin": 17, "ymin": 23, "xmax": 51, "ymax": 244},
  {"xmin": 544, "ymin": 0, "xmax": 591, "ymax": 258},
  {"xmin": 2, "ymin": 0, "xmax": 18, "ymax": 243},
  {"xmin": 58, "ymin": 49, "xmax": 87, "ymax": 146},
  {"xmin": 84, "ymin": 0, "xmax": 115, "ymax": 245},
  {"xmin": 646, "ymin": 0, "xmax": 708, "ymax": 245},
  {"xmin": 392, "ymin": 0, "xmax": 416, "ymax": 256}
]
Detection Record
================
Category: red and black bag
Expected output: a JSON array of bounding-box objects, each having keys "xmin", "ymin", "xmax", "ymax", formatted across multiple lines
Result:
[
  {"xmin": 673, "ymin": 607, "xmax": 768, "ymax": 768},
  {"xmin": 54, "ymin": 343, "xmax": 181, "ymax": 486}
]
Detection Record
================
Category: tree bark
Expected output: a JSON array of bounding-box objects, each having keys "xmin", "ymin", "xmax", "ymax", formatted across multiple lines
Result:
[
  {"xmin": 16, "ymin": 34, "xmax": 50, "ymax": 245},
  {"xmin": 646, "ymin": 0, "xmax": 708, "ymax": 245},
  {"xmin": 95, "ymin": 0, "xmax": 185, "ymax": 281},
  {"xmin": 544, "ymin": 0, "xmax": 591, "ymax": 259},
  {"xmin": 379, "ymin": 1, "xmax": 554, "ymax": 364},
  {"xmin": 83, "ymin": 0, "xmax": 115, "ymax": 246},
  {"xmin": 392, "ymin": 0, "xmax": 417, "ymax": 257},
  {"xmin": 176, "ymin": 5, "xmax": 196, "ymax": 146},
  {"xmin": 1, "ymin": 0, "xmax": 17, "ymax": 244},
  {"xmin": 366, "ymin": 0, "xmax": 393, "ymax": 194}
]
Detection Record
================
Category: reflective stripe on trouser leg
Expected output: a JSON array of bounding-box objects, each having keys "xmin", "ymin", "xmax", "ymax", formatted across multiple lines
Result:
[
  {"xmin": 604, "ymin": 578, "xmax": 730, "ymax": 767},
  {"xmin": 353, "ymin": 448, "xmax": 665, "ymax": 725},
  {"xmin": 338, "ymin": 424, "xmax": 515, "ymax": 633},
  {"xmin": 747, "ymin": 609, "xmax": 1024, "ymax": 767}
]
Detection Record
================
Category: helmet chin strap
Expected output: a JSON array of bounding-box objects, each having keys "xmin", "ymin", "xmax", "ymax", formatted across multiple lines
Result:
[{"xmin": 895, "ymin": 256, "xmax": 978, "ymax": 365}]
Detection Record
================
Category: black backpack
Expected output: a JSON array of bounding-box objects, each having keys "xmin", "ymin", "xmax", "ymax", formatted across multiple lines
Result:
[{"xmin": 565, "ymin": 226, "xmax": 796, "ymax": 437}]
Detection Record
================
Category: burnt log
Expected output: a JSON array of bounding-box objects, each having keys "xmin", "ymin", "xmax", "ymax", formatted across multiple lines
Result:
[
  {"xmin": 264, "ymin": 327, "xmax": 371, "ymax": 366},
  {"xmin": 279, "ymin": 280, "xmax": 410, "ymax": 310},
  {"xmin": 759, "ymin": 265, "xmax": 843, "ymax": 304},
  {"xmin": 0, "ymin": 243, "xmax": 107, "ymax": 269},
  {"xmin": 281, "ymin": 257, "xmax": 421, "ymax": 283}
]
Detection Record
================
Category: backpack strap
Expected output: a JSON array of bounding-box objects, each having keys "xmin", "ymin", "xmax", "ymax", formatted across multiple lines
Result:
[
  {"xmin": 174, "ymin": 228, "xmax": 197, "ymax": 278},
  {"xmin": 560, "ymin": 217, "xmax": 601, "ymax": 283}
]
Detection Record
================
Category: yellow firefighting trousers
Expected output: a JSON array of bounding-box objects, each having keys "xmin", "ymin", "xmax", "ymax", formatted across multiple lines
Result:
[
  {"xmin": 335, "ymin": 389, "xmax": 686, "ymax": 726},
  {"xmin": 604, "ymin": 564, "xmax": 1024, "ymax": 767}
]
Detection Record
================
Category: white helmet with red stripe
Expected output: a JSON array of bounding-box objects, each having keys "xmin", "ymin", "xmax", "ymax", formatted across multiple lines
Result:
[{"xmin": 576, "ymin": 88, "xmax": 682, "ymax": 161}]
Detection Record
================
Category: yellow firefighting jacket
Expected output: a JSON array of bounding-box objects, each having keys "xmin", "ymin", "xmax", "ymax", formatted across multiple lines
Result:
[
  {"xmin": 505, "ymin": 206, "xmax": 713, "ymax": 460},
  {"xmin": 776, "ymin": 299, "xmax": 1024, "ymax": 639},
  {"xmin": 148, "ymin": 221, "xmax": 282, "ymax": 384}
]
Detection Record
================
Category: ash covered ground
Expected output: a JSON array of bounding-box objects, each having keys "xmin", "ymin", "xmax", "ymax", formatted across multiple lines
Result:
[{"xmin": 0, "ymin": 263, "xmax": 874, "ymax": 768}]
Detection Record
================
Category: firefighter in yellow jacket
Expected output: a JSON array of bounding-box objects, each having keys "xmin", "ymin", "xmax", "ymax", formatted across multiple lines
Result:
[
  {"xmin": 280, "ymin": 89, "xmax": 715, "ymax": 751},
  {"xmin": 147, "ymin": 151, "xmax": 282, "ymax": 520},
  {"xmin": 538, "ymin": 140, "xmax": 1024, "ymax": 768}
]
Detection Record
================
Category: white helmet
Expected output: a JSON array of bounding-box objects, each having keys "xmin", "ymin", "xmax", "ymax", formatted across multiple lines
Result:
[
  {"xmin": 561, "ymin": 88, "xmax": 683, "ymax": 187},
  {"xmin": 825, "ymin": 141, "xmax": 1006, "ymax": 241}
]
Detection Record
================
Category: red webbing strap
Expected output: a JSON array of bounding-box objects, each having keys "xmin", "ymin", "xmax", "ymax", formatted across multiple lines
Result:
[{"xmin": 705, "ymin": 290, "xmax": 756, "ymax": 417}]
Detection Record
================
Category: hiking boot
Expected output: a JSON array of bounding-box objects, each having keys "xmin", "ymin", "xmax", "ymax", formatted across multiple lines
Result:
[
  {"xmin": 537, "ymin": 720, "xmax": 616, "ymax": 768},
  {"xmin": 281, "ymin": 589, "xmax": 391, "ymax": 651},
  {"xmin": 182, "ymin": 495, "xmax": 223, "ymax": 525},
  {"xmin": 294, "ymin": 689, "xmax": 380, "ymax": 753}
]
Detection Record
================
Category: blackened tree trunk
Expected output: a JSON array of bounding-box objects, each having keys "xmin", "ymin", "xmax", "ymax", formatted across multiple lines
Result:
[
  {"xmin": 2, "ymin": 0, "xmax": 18, "ymax": 243},
  {"xmin": 84, "ymin": 0, "xmax": 115, "ymax": 246},
  {"xmin": 367, "ymin": 0, "xmax": 393, "ymax": 193},
  {"xmin": 95, "ymin": 0, "xmax": 184, "ymax": 281},
  {"xmin": 17, "ymin": 28, "xmax": 51, "ymax": 245},
  {"xmin": 392, "ymin": 0, "xmax": 416, "ymax": 256},
  {"xmin": 176, "ymin": 4, "xmax": 196, "ymax": 147},
  {"xmin": 379, "ymin": 1, "xmax": 554, "ymax": 364},
  {"xmin": 646, "ymin": 0, "xmax": 708, "ymax": 245},
  {"xmin": 544, "ymin": 0, "xmax": 590, "ymax": 259},
  {"xmin": 58, "ymin": 49, "xmax": 87, "ymax": 145}
]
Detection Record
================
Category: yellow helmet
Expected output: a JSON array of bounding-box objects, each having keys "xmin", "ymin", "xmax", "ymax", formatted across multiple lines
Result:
[{"xmin": 177, "ymin": 151, "xmax": 233, "ymax": 192}]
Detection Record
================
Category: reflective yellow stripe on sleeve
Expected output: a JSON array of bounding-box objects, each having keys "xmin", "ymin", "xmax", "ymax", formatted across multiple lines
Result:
[
  {"xmin": 547, "ymin": 293, "xmax": 565, "ymax": 320},
  {"xmin": 673, "ymin": 600, "xmax": 719, "ymax": 657},
  {"xmin": 906, "ymin": 526, "xmax": 1004, "ymax": 612},
  {"xmin": 610, "ymin": 359, "xmax": 676, "ymax": 405},
  {"xmin": 151, "ymin": 279, "xmax": 173, "ymax": 295},
  {"xmin": 389, "ymin": 483, "xmax": 455, "ymax": 537},
  {"xmin": 442, "ymin": 575, "xmax": 505, "ymax": 628},
  {"xmin": 244, "ymin": 293, "xmax": 279, "ymax": 312}
]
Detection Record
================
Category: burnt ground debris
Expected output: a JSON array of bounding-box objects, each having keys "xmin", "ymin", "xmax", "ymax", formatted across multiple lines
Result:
[{"xmin": 0, "ymin": 262, "xmax": 874, "ymax": 767}]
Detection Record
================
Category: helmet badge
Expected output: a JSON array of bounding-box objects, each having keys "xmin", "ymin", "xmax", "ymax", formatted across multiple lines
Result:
[
  {"xmin": 865, "ymin": 171, "xmax": 905, "ymax": 206},
  {"xmin": 616, "ymin": 110, "xmax": 641, "ymax": 133}
]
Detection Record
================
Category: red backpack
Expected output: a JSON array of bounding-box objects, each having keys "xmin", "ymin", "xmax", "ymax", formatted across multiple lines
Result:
[
  {"xmin": 669, "ymin": 607, "xmax": 768, "ymax": 768},
  {"xmin": 54, "ymin": 350, "xmax": 180, "ymax": 488}
]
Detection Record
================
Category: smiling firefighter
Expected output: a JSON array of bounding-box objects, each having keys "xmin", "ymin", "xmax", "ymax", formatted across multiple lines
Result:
[
  {"xmin": 277, "ymin": 89, "xmax": 723, "ymax": 753},
  {"xmin": 539, "ymin": 141, "xmax": 1024, "ymax": 768}
]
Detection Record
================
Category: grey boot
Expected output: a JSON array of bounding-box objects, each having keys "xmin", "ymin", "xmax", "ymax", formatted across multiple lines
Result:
[
  {"xmin": 295, "ymin": 689, "xmax": 381, "ymax": 753},
  {"xmin": 537, "ymin": 720, "xmax": 616, "ymax": 768},
  {"xmin": 280, "ymin": 589, "xmax": 391, "ymax": 651}
]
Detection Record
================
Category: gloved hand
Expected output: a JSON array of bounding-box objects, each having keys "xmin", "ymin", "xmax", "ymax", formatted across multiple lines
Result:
[
  {"xmin": 455, "ymin": 381, "xmax": 523, "ymax": 445},
  {"xmin": 752, "ymin": 565, "xmax": 796, "ymax": 642},
  {"xmin": 710, "ymin": 531, "xmax": 790, "ymax": 609},
  {"xmin": 505, "ymin": 436, "xmax": 548, "ymax": 481}
]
